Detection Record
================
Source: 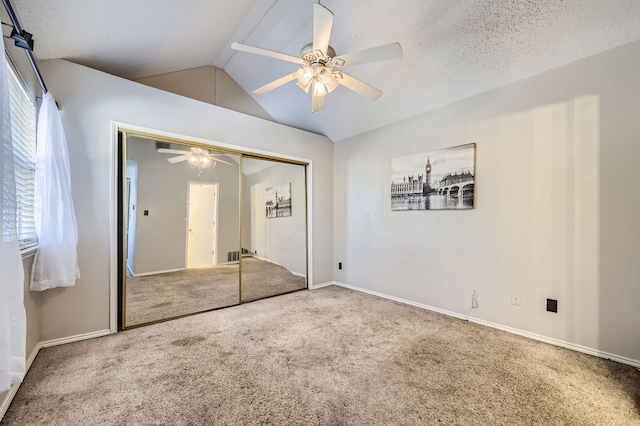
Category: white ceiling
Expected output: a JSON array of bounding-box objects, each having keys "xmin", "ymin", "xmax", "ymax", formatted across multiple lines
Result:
[{"xmin": 11, "ymin": 0, "xmax": 640, "ymax": 142}]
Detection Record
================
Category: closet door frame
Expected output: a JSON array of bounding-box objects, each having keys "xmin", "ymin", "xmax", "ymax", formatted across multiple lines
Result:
[{"xmin": 111, "ymin": 123, "xmax": 312, "ymax": 332}]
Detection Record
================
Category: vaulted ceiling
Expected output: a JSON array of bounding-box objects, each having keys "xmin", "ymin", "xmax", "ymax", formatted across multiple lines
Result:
[{"xmin": 11, "ymin": 0, "xmax": 640, "ymax": 141}]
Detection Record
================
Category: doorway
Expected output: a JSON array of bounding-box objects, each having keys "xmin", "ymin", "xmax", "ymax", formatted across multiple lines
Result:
[{"xmin": 187, "ymin": 182, "xmax": 218, "ymax": 268}]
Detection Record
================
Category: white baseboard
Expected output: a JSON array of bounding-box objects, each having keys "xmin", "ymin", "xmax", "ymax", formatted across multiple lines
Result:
[
  {"xmin": 466, "ymin": 316, "xmax": 640, "ymax": 367},
  {"xmin": 332, "ymin": 281, "xmax": 640, "ymax": 369},
  {"xmin": 132, "ymin": 268, "xmax": 185, "ymax": 277},
  {"xmin": 0, "ymin": 329, "xmax": 112, "ymax": 421},
  {"xmin": 40, "ymin": 329, "xmax": 113, "ymax": 348},
  {"xmin": 247, "ymin": 256, "xmax": 304, "ymax": 278},
  {"xmin": 252, "ymin": 256, "xmax": 281, "ymax": 267},
  {"xmin": 310, "ymin": 281, "xmax": 335, "ymax": 290},
  {"xmin": 251, "ymin": 254, "xmax": 269, "ymax": 262}
]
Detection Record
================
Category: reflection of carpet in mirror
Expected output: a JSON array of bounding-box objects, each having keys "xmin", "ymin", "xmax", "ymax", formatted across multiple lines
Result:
[{"xmin": 125, "ymin": 257, "xmax": 306, "ymax": 327}]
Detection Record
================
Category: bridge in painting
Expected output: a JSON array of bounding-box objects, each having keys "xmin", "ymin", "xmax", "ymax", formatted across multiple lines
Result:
[{"xmin": 435, "ymin": 172, "xmax": 474, "ymax": 197}]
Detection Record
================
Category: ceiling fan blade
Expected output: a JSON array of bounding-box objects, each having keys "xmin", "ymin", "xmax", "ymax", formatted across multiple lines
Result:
[
  {"xmin": 334, "ymin": 42, "xmax": 403, "ymax": 67},
  {"xmin": 254, "ymin": 73, "xmax": 297, "ymax": 95},
  {"xmin": 206, "ymin": 156, "xmax": 232, "ymax": 166},
  {"xmin": 167, "ymin": 155, "xmax": 189, "ymax": 164},
  {"xmin": 231, "ymin": 42, "xmax": 305, "ymax": 65},
  {"xmin": 335, "ymin": 72, "xmax": 383, "ymax": 100},
  {"xmin": 312, "ymin": 94, "xmax": 325, "ymax": 113},
  {"xmin": 313, "ymin": 3, "xmax": 334, "ymax": 57},
  {"xmin": 157, "ymin": 148, "xmax": 189, "ymax": 155}
]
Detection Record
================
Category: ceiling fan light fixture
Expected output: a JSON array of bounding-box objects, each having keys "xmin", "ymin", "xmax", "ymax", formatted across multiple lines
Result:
[
  {"xmin": 296, "ymin": 66, "xmax": 313, "ymax": 85},
  {"xmin": 185, "ymin": 148, "xmax": 212, "ymax": 168},
  {"xmin": 316, "ymin": 67, "xmax": 331, "ymax": 83},
  {"xmin": 313, "ymin": 80, "xmax": 327, "ymax": 96},
  {"xmin": 158, "ymin": 147, "xmax": 231, "ymax": 169},
  {"xmin": 296, "ymin": 66, "xmax": 314, "ymax": 93},
  {"xmin": 316, "ymin": 67, "xmax": 338, "ymax": 93},
  {"xmin": 325, "ymin": 77, "xmax": 339, "ymax": 93},
  {"xmin": 296, "ymin": 81, "xmax": 312, "ymax": 93}
]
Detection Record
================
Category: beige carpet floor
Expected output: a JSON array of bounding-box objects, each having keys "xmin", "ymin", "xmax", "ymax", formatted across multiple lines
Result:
[
  {"xmin": 125, "ymin": 257, "xmax": 306, "ymax": 326},
  {"xmin": 3, "ymin": 286, "xmax": 639, "ymax": 425}
]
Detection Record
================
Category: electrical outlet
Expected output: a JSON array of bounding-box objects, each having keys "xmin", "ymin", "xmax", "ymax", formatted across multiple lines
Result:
[
  {"xmin": 546, "ymin": 298, "xmax": 558, "ymax": 313},
  {"xmin": 511, "ymin": 292, "xmax": 521, "ymax": 306},
  {"xmin": 338, "ymin": 262, "xmax": 342, "ymax": 270}
]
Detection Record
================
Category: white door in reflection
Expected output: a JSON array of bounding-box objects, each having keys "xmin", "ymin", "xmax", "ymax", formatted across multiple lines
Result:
[{"xmin": 187, "ymin": 182, "xmax": 218, "ymax": 268}]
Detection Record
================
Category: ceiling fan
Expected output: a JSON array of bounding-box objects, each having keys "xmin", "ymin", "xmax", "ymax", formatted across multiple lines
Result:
[
  {"xmin": 231, "ymin": 2, "xmax": 402, "ymax": 113},
  {"xmin": 157, "ymin": 147, "xmax": 232, "ymax": 167}
]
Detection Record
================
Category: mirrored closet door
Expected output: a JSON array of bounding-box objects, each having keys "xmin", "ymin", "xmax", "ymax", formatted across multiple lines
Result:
[
  {"xmin": 119, "ymin": 131, "xmax": 308, "ymax": 329},
  {"xmin": 240, "ymin": 157, "xmax": 307, "ymax": 302}
]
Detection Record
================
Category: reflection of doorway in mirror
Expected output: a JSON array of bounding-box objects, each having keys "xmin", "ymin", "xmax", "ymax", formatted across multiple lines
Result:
[
  {"xmin": 186, "ymin": 182, "xmax": 218, "ymax": 268},
  {"xmin": 125, "ymin": 161, "xmax": 138, "ymax": 277}
]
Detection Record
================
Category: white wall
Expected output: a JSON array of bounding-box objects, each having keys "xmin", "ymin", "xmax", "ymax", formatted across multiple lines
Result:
[
  {"xmin": 37, "ymin": 59, "xmax": 333, "ymax": 341},
  {"xmin": 135, "ymin": 66, "xmax": 275, "ymax": 122},
  {"xmin": 334, "ymin": 40, "xmax": 640, "ymax": 363}
]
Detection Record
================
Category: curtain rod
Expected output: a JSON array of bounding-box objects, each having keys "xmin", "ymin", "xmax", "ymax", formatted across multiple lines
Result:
[{"xmin": 2, "ymin": 0, "xmax": 48, "ymax": 93}]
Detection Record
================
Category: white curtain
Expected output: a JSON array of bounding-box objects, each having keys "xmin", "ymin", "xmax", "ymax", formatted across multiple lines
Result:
[
  {"xmin": 30, "ymin": 92, "xmax": 79, "ymax": 291},
  {"xmin": 0, "ymin": 49, "xmax": 26, "ymax": 393}
]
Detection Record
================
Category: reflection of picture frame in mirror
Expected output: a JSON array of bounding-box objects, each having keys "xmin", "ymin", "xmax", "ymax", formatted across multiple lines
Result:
[{"xmin": 265, "ymin": 182, "xmax": 292, "ymax": 218}]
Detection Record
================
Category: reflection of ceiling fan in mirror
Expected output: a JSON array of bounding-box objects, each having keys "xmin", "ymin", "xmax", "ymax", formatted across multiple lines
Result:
[
  {"xmin": 157, "ymin": 147, "xmax": 232, "ymax": 167},
  {"xmin": 231, "ymin": 3, "xmax": 402, "ymax": 113}
]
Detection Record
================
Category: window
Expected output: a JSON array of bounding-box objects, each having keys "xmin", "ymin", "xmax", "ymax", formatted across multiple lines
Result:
[{"xmin": 6, "ymin": 59, "xmax": 37, "ymax": 251}]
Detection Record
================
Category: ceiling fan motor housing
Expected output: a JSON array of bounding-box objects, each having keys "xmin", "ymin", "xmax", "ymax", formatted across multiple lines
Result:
[{"xmin": 300, "ymin": 42, "xmax": 336, "ymax": 66}]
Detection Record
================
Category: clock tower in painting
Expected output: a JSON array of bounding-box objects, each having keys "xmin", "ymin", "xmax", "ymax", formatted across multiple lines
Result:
[{"xmin": 425, "ymin": 157, "xmax": 432, "ymax": 191}]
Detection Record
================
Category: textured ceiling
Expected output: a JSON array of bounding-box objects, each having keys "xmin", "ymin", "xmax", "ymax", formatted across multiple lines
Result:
[
  {"xmin": 10, "ymin": 0, "xmax": 640, "ymax": 141},
  {"xmin": 12, "ymin": 0, "xmax": 259, "ymax": 79}
]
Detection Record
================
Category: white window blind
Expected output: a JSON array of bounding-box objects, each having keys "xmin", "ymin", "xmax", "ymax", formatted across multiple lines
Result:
[{"xmin": 6, "ymin": 61, "xmax": 37, "ymax": 251}]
